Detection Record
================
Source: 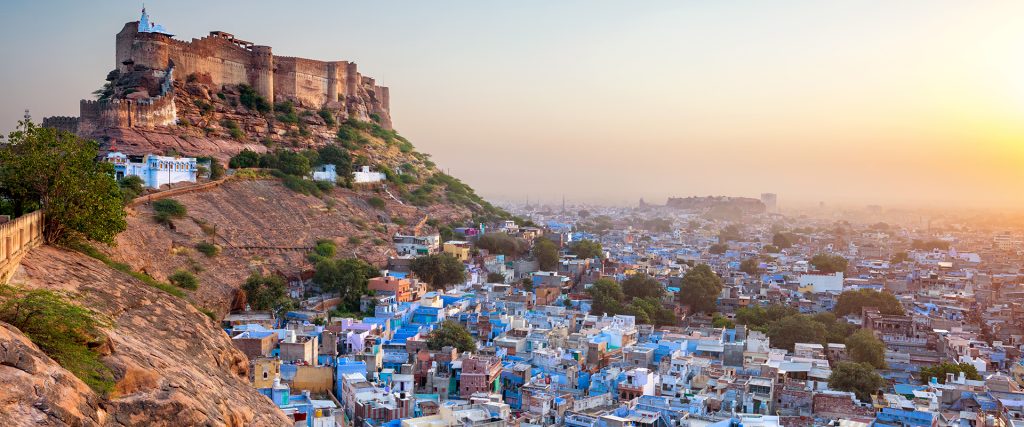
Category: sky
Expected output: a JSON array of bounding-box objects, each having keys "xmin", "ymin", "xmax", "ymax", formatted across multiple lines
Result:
[{"xmin": 2, "ymin": 1, "xmax": 1023, "ymax": 209}]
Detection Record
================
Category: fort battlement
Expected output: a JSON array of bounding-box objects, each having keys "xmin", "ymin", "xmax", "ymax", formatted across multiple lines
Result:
[
  {"xmin": 44, "ymin": 15, "xmax": 392, "ymax": 138},
  {"xmin": 115, "ymin": 21, "xmax": 391, "ymax": 126}
]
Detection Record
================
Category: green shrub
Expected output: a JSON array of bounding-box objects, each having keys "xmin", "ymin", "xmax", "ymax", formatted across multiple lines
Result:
[
  {"xmin": 221, "ymin": 119, "xmax": 244, "ymax": 140},
  {"xmin": 315, "ymin": 180, "xmax": 333, "ymax": 192},
  {"xmin": 275, "ymin": 101, "xmax": 298, "ymax": 124},
  {"xmin": 195, "ymin": 242, "xmax": 219, "ymax": 257},
  {"xmin": 153, "ymin": 199, "xmax": 186, "ymax": 224},
  {"xmin": 118, "ymin": 175, "xmax": 145, "ymax": 204},
  {"xmin": 169, "ymin": 269, "xmax": 198, "ymax": 290},
  {"xmin": 0, "ymin": 284, "xmax": 114, "ymax": 395},
  {"xmin": 369, "ymin": 113, "xmax": 382, "ymax": 123},
  {"xmin": 318, "ymin": 108, "xmax": 337, "ymax": 126},
  {"xmin": 281, "ymin": 174, "xmax": 322, "ymax": 197},
  {"xmin": 193, "ymin": 100, "xmax": 214, "ymax": 115},
  {"xmin": 238, "ymin": 84, "xmax": 270, "ymax": 113},
  {"xmin": 229, "ymin": 149, "xmax": 260, "ymax": 169},
  {"xmin": 367, "ymin": 197, "xmax": 386, "ymax": 209},
  {"xmin": 348, "ymin": 236, "xmax": 362, "ymax": 245}
]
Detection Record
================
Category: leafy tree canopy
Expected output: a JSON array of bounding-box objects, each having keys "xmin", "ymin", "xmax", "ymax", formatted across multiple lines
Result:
[
  {"xmin": 810, "ymin": 253, "xmax": 848, "ymax": 274},
  {"xmin": 569, "ymin": 239, "xmax": 603, "ymax": 259},
  {"xmin": 677, "ymin": 264, "xmax": 722, "ymax": 315},
  {"xmin": 314, "ymin": 258, "xmax": 380, "ymax": 312},
  {"xmin": 739, "ymin": 258, "xmax": 760, "ymax": 275},
  {"xmin": 0, "ymin": 121, "xmax": 126, "ymax": 244},
  {"xmin": 829, "ymin": 362, "xmax": 885, "ymax": 402},
  {"xmin": 533, "ymin": 238, "xmax": 560, "ymax": 271},
  {"xmin": 835, "ymin": 289, "xmax": 904, "ymax": 317},
  {"xmin": 242, "ymin": 273, "xmax": 292, "ymax": 313},
  {"xmin": 426, "ymin": 320, "xmax": 477, "ymax": 353},
  {"xmin": 919, "ymin": 362, "xmax": 981, "ymax": 384},
  {"xmin": 476, "ymin": 233, "xmax": 529, "ymax": 256},
  {"xmin": 622, "ymin": 274, "xmax": 664, "ymax": 300},
  {"xmin": 846, "ymin": 329, "xmax": 886, "ymax": 369},
  {"xmin": 411, "ymin": 253, "xmax": 466, "ymax": 290}
]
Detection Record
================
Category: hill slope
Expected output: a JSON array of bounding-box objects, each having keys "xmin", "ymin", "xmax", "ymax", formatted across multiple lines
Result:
[{"xmin": 4, "ymin": 246, "xmax": 290, "ymax": 426}]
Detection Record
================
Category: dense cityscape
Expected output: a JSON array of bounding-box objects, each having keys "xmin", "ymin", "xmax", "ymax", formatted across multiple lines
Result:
[{"xmin": 2, "ymin": 3, "xmax": 1024, "ymax": 427}]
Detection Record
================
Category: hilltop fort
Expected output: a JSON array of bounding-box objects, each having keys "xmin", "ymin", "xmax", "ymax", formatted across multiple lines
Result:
[{"xmin": 44, "ymin": 8, "xmax": 392, "ymax": 154}]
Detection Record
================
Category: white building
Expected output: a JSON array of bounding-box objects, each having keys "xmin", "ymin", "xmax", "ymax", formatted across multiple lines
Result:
[
  {"xmin": 107, "ymin": 152, "xmax": 196, "ymax": 189},
  {"xmin": 312, "ymin": 164, "xmax": 337, "ymax": 183},
  {"xmin": 353, "ymin": 166, "xmax": 387, "ymax": 184},
  {"xmin": 798, "ymin": 272, "xmax": 844, "ymax": 293}
]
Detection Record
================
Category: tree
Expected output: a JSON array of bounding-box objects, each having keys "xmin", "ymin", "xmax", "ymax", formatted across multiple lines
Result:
[
  {"xmin": 622, "ymin": 274, "xmax": 664, "ymax": 300},
  {"xmin": 208, "ymin": 158, "xmax": 226, "ymax": 180},
  {"xmin": 153, "ymin": 199, "xmax": 186, "ymax": 224},
  {"xmin": 118, "ymin": 175, "xmax": 145, "ymax": 204},
  {"xmin": 0, "ymin": 121, "xmax": 126, "ymax": 244},
  {"xmin": 912, "ymin": 239, "xmax": 951, "ymax": 251},
  {"xmin": 520, "ymin": 277, "xmax": 534, "ymax": 292},
  {"xmin": 712, "ymin": 313, "xmax": 735, "ymax": 329},
  {"xmin": 763, "ymin": 244, "xmax": 781, "ymax": 254},
  {"xmin": 829, "ymin": 362, "xmax": 884, "ymax": 402},
  {"xmin": 229, "ymin": 149, "xmax": 260, "ymax": 168},
  {"xmin": 587, "ymin": 278, "xmax": 626, "ymax": 316},
  {"xmin": 411, "ymin": 253, "xmax": 466, "ymax": 290},
  {"xmin": 767, "ymin": 314, "xmax": 827, "ymax": 352},
  {"xmin": 739, "ymin": 258, "xmax": 760, "ymax": 275},
  {"xmin": 846, "ymin": 329, "xmax": 886, "ymax": 369},
  {"xmin": 569, "ymin": 239, "xmax": 603, "ymax": 259},
  {"xmin": 918, "ymin": 362, "xmax": 981, "ymax": 384},
  {"xmin": 677, "ymin": 264, "xmax": 723, "ymax": 314},
  {"xmin": 317, "ymin": 145, "xmax": 353, "ymax": 182},
  {"xmin": 533, "ymin": 238, "xmax": 559, "ymax": 271},
  {"xmin": 242, "ymin": 273, "xmax": 291, "ymax": 312},
  {"xmin": 314, "ymin": 258, "xmax": 380, "ymax": 311},
  {"xmin": 476, "ymin": 233, "xmax": 528, "ymax": 256},
  {"xmin": 718, "ymin": 225, "xmax": 741, "ymax": 242},
  {"xmin": 708, "ymin": 243, "xmax": 728, "ymax": 255},
  {"xmin": 891, "ymin": 252, "xmax": 910, "ymax": 264},
  {"xmin": 815, "ymin": 312, "xmax": 854, "ymax": 344},
  {"xmin": 810, "ymin": 253, "xmax": 848, "ymax": 274},
  {"xmin": 486, "ymin": 272, "xmax": 505, "ymax": 283},
  {"xmin": 772, "ymin": 232, "xmax": 795, "ymax": 249},
  {"xmin": 426, "ymin": 320, "xmax": 477, "ymax": 353},
  {"xmin": 168, "ymin": 269, "xmax": 198, "ymax": 290},
  {"xmin": 0, "ymin": 284, "xmax": 113, "ymax": 394},
  {"xmin": 834, "ymin": 289, "xmax": 904, "ymax": 317}
]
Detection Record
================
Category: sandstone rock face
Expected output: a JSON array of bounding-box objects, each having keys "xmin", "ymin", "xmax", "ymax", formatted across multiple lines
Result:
[
  {"xmin": 106, "ymin": 178, "xmax": 471, "ymax": 315},
  {"xmin": 0, "ymin": 321, "xmax": 104, "ymax": 426},
  {"xmin": 8, "ymin": 246, "xmax": 292, "ymax": 427}
]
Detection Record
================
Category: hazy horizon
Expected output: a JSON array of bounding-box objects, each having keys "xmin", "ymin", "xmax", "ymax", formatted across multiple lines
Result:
[{"xmin": 2, "ymin": 1, "xmax": 1023, "ymax": 209}]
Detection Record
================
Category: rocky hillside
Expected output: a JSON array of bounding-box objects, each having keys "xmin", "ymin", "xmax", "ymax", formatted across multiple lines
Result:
[
  {"xmin": 107, "ymin": 177, "xmax": 472, "ymax": 316},
  {"xmin": 89, "ymin": 76, "xmax": 514, "ymax": 315},
  {"xmin": 2, "ymin": 246, "xmax": 291, "ymax": 426}
]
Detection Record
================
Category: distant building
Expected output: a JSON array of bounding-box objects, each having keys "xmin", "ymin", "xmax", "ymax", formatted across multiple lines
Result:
[
  {"xmin": 312, "ymin": 164, "xmax": 336, "ymax": 183},
  {"xmin": 107, "ymin": 152, "xmax": 197, "ymax": 188},
  {"xmin": 760, "ymin": 193, "xmax": 778, "ymax": 213},
  {"xmin": 354, "ymin": 166, "xmax": 387, "ymax": 184},
  {"xmin": 798, "ymin": 272, "xmax": 843, "ymax": 293}
]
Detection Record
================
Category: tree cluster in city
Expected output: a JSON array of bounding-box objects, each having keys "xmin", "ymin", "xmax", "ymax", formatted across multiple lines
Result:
[
  {"xmin": 411, "ymin": 253, "xmax": 466, "ymax": 290},
  {"xmin": 588, "ymin": 275, "xmax": 677, "ymax": 326}
]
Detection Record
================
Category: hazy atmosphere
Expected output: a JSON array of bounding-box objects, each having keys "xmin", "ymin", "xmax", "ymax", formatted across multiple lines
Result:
[{"xmin": 2, "ymin": 0, "xmax": 1023, "ymax": 208}]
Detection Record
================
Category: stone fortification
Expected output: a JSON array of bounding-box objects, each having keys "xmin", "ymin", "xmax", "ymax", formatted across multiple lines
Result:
[{"xmin": 44, "ymin": 17, "xmax": 392, "ymax": 139}]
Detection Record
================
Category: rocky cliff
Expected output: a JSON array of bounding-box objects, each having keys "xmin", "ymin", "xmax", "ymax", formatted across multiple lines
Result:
[
  {"xmin": 107, "ymin": 177, "xmax": 472, "ymax": 316},
  {"xmin": 2, "ymin": 246, "xmax": 291, "ymax": 426}
]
